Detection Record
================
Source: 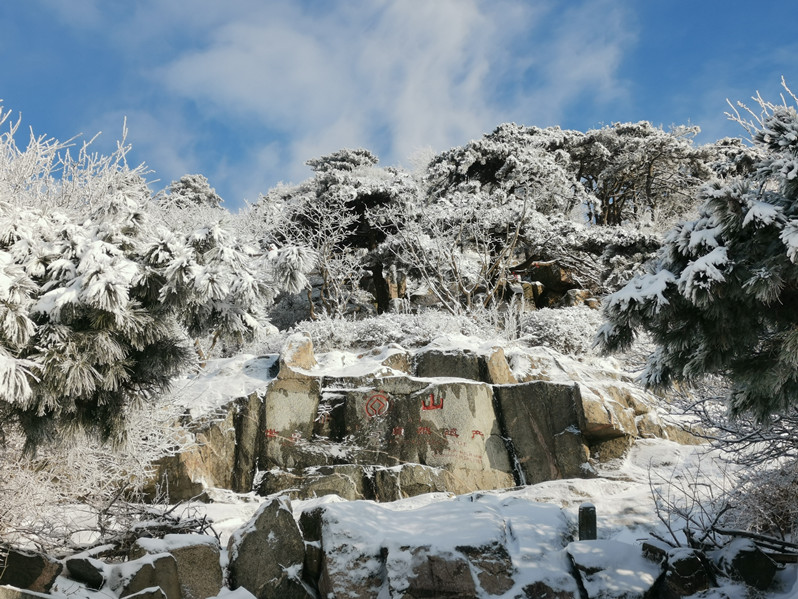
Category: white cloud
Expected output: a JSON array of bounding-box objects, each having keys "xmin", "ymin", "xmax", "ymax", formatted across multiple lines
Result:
[{"xmin": 35, "ymin": 0, "xmax": 637, "ymax": 206}]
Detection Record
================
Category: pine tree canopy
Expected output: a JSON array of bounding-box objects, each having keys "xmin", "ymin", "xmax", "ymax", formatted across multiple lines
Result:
[{"xmin": 597, "ymin": 100, "xmax": 798, "ymax": 420}]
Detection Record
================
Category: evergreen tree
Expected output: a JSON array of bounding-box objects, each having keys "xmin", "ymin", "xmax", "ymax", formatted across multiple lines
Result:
[
  {"xmin": 164, "ymin": 174, "xmax": 224, "ymax": 209},
  {"xmin": 597, "ymin": 88, "xmax": 798, "ymax": 420}
]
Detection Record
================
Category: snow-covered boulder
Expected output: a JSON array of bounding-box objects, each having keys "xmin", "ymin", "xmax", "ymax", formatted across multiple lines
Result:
[
  {"xmin": 108, "ymin": 553, "xmax": 181, "ymax": 599},
  {"xmin": 129, "ymin": 534, "xmax": 223, "ymax": 599},
  {"xmin": 567, "ymin": 540, "xmax": 664, "ymax": 599},
  {"xmin": 227, "ymin": 497, "xmax": 311, "ymax": 599},
  {"xmin": 312, "ymin": 492, "xmax": 580, "ymax": 598},
  {"xmin": 63, "ymin": 555, "xmax": 106, "ymax": 590}
]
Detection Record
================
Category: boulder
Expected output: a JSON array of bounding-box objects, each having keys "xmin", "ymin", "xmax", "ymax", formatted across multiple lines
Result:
[
  {"xmin": 0, "ymin": 546, "xmax": 62, "ymax": 593},
  {"xmin": 278, "ymin": 333, "xmax": 317, "ymax": 378},
  {"xmin": 712, "ymin": 537, "xmax": 778, "ymax": 591},
  {"xmin": 258, "ymin": 464, "xmax": 369, "ymax": 501},
  {"xmin": 317, "ymin": 492, "xmax": 578, "ymax": 599},
  {"xmin": 129, "ymin": 534, "xmax": 223, "ymax": 599},
  {"xmin": 577, "ymin": 385, "xmax": 638, "ymax": 442},
  {"xmin": 389, "ymin": 547, "xmax": 478, "ymax": 598},
  {"xmin": 494, "ymin": 382, "xmax": 590, "ymax": 484},
  {"xmin": 589, "ymin": 434, "xmax": 635, "ymax": 462},
  {"xmin": 413, "ymin": 347, "xmax": 517, "ymax": 385},
  {"xmin": 372, "ymin": 464, "xmax": 451, "ymax": 501},
  {"xmin": 457, "ymin": 543, "xmax": 515, "ymax": 595},
  {"xmin": 414, "ymin": 348, "xmax": 483, "ymax": 381},
  {"xmin": 567, "ymin": 540, "xmax": 664, "ymax": 599},
  {"xmin": 108, "ymin": 553, "xmax": 181, "ymax": 599},
  {"xmin": 227, "ymin": 497, "xmax": 310, "ymax": 599},
  {"xmin": 659, "ymin": 547, "xmax": 714, "ymax": 599},
  {"xmin": 64, "ymin": 555, "xmax": 106, "ymax": 590},
  {"xmin": 146, "ymin": 391, "xmax": 263, "ymax": 500},
  {"xmin": 483, "ymin": 347, "xmax": 517, "ymax": 385}
]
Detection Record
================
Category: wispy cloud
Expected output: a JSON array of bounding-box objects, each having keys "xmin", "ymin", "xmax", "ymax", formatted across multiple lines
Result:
[{"xmin": 34, "ymin": 0, "xmax": 637, "ymax": 207}]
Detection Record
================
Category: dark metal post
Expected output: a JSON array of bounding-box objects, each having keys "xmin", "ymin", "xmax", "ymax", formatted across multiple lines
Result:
[{"xmin": 578, "ymin": 502, "xmax": 597, "ymax": 540}]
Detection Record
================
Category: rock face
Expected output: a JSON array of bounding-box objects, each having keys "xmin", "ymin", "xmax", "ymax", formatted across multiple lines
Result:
[
  {"xmin": 494, "ymin": 382, "xmax": 589, "ymax": 484},
  {"xmin": 148, "ymin": 337, "xmax": 699, "ymax": 503}
]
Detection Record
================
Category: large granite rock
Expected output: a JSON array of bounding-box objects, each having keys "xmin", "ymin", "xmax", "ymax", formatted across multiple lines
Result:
[
  {"xmin": 129, "ymin": 535, "xmax": 223, "ymax": 599},
  {"xmin": 413, "ymin": 346, "xmax": 517, "ymax": 385},
  {"xmin": 227, "ymin": 497, "xmax": 311, "ymax": 599},
  {"xmin": 334, "ymin": 376, "xmax": 515, "ymax": 492},
  {"xmin": 146, "ymin": 391, "xmax": 264, "ymax": 501},
  {"xmin": 494, "ymin": 381, "xmax": 590, "ymax": 484},
  {"xmin": 108, "ymin": 553, "xmax": 181, "ymax": 599},
  {"xmin": 315, "ymin": 492, "xmax": 578, "ymax": 598},
  {"xmin": 0, "ymin": 546, "xmax": 62, "ymax": 593}
]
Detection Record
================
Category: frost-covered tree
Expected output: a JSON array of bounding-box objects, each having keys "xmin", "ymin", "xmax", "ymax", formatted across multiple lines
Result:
[
  {"xmin": 0, "ymin": 105, "xmax": 311, "ymax": 448},
  {"xmin": 565, "ymin": 121, "xmax": 712, "ymax": 227},
  {"xmin": 252, "ymin": 149, "xmax": 415, "ymax": 317},
  {"xmin": 597, "ymin": 84, "xmax": 798, "ymax": 420},
  {"xmin": 163, "ymin": 173, "xmax": 223, "ymax": 209}
]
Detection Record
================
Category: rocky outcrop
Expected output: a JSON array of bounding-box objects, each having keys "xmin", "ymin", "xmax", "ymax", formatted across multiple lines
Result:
[
  {"xmin": 147, "ymin": 337, "xmax": 699, "ymax": 504},
  {"xmin": 315, "ymin": 493, "xmax": 580, "ymax": 598}
]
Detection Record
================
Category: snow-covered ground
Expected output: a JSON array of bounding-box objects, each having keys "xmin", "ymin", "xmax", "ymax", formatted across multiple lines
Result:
[{"xmin": 46, "ymin": 344, "xmax": 798, "ymax": 598}]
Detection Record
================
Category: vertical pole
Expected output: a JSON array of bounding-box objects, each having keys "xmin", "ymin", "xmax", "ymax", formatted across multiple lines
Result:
[{"xmin": 579, "ymin": 502, "xmax": 597, "ymax": 540}]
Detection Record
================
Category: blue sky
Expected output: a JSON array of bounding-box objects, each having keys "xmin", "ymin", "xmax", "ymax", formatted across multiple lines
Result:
[{"xmin": 1, "ymin": 0, "xmax": 796, "ymax": 211}]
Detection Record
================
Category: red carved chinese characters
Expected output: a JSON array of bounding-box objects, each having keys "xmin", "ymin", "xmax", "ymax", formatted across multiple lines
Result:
[
  {"xmin": 421, "ymin": 393, "xmax": 444, "ymax": 410},
  {"xmin": 471, "ymin": 430, "xmax": 484, "ymax": 440}
]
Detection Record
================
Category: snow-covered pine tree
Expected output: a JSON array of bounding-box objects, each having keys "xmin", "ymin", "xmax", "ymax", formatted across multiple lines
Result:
[
  {"xmin": 0, "ymin": 105, "xmax": 313, "ymax": 448},
  {"xmin": 597, "ymin": 83, "xmax": 798, "ymax": 420},
  {"xmin": 163, "ymin": 173, "xmax": 224, "ymax": 209}
]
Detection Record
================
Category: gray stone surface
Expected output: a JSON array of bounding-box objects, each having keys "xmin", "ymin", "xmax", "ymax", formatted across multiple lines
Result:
[
  {"xmin": 259, "ymin": 377, "xmax": 321, "ymax": 470},
  {"xmin": 109, "ymin": 553, "xmax": 181, "ymax": 599},
  {"xmin": 391, "ymin": 547, "xmax": 478, "ymax": 598},
  {"xmin": 713, "ymin": 537, "xmax": 778, "ymax": 591},
  {"xmin": 494, "ymin": 382, "xmax": 590, "ymax": 484},
  {"xmin": 129, "ymin": 535, "xmax": 223, "ymax": 599},
  {"xmin": 227, "ymin": 497, "xmax": 310, "ymax": 599},
  {"xmin": 64, "ymin": 555, "xmax": 106, "ymax": 590},
  {"xmin": 0, "ymin": 546, "xmax": 62, "ymax": 593}
]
